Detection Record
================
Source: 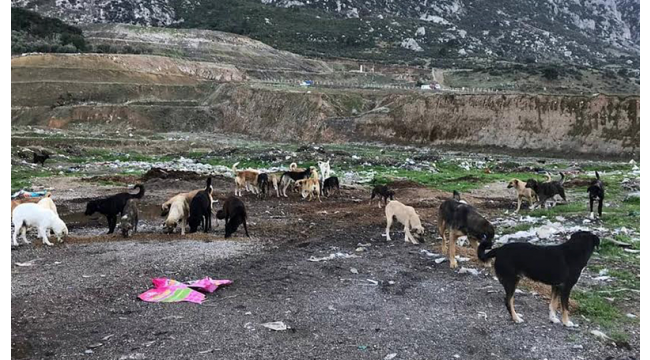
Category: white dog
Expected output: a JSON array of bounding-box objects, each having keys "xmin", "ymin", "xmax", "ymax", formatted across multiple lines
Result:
[
  {"xmin": 385, "ymin": 200, "xmax": 425, "ymax": 244},
  {"xmin": 12, "ymin": 203, "xmax": 68, "ymax": 246},
  {"xmin": 318, "ymin": 160, "xmax": 331, "ymax": 181}
]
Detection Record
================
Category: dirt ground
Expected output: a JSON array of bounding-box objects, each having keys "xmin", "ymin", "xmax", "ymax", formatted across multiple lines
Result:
[{"xmin": 11, "ymin": 175, "xmax": 638, "ymax": 360}]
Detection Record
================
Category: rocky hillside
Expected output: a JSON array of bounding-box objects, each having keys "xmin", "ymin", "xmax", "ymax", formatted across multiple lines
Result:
[{"xmin": 12, "ymin": 0, "xmax": 639, "ymax": 69}]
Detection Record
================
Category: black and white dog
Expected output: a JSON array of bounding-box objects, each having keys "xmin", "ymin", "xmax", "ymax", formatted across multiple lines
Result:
[
  {"xmin": 322, "ymin": 176, "xmax": 340, "ymax": 197},
  {"xmin": 587, "ymin": 171, "xmax": 605, "ymax": 219},
  {"xmin": 478, "ymin": 231, "xmax": 600, "ymax": 326}
]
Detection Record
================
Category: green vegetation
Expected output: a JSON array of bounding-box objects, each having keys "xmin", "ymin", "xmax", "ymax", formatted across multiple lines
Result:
[
  {"xmin": 11, "ymin": 7, "xmax": 87, "ymax": 54},
  {"xmin": 573, "ymin": 291, "xmax": 623, "ymax": 329}
]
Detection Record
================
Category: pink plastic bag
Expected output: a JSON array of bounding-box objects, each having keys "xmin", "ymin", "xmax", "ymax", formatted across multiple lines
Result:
[{"xmin": 138, "ymin": 277, "xmax": 232, "ymax": 304}]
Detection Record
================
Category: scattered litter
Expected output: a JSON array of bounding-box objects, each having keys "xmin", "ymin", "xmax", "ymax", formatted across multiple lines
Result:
[
  {"xmin": 357, "ymin": 345, "xmax": 368, "ymax": 351},
  {"xmin": 366, "ymin": 279, "xmax": 379, "ymax": 285},
  {"xmin": 14, "ymin": 259, "xmax": 39, "ymax": 267},
  {"xmin": 138, "ymin": 277, "xmax": 232, "ymax": 304},
  {"xmin": 477, "ymin": 311, "xmax": 487, "ymax": 320},
  {"xmin": 626, "ymin": 313, "xmax": 637, "ymax": 319},
  {"xmin": 434, "ymin": 258, "xmax": 447, "ymax": 264},
  {"xmin": 384, "ymin": 354, "xmax": 397, "ymax": 360},
  {"xmin": 85, "ymin": 350, "xmax": 94, "ymax": 354},
  {"xmin": 119, "ymin": 354, "xmax": 145, "ymax": 360},
  {"xmin": 357, "ymin": 243, "xmax": 372, "ymax": 247},
  {"xmin": 54, "ymin": 261, "xmax": 62, "ymax": 265},
  {"xmin": 458, "ymin": 267, "xmax": 479, "ymax": 276},
  {"xmin": 350, "ymin": 268, "xmax": 359, "ymax": 274},
  {"xmin": 593, "ymin": 276, "xmax": 611, "ymax": 281},
  {"xmin": 262, "ymin": 321, "xmax": 288, "ymax": 331},
  {"xmin": 598, "ymin": 269, "xmax": 609, "ymax": 276},
  {"xmin": 198, "ymin": 349, "xmax": 214, "ymax": 355},
  {"xmin": 572, "ymin": 345, "xmax": 583, "ymax": 350},
  {"xmin": 355, "ymin": 247, "xmax": 368, "ymax": 252},
  {"xmin": 102, "ymin": 334, "xmax": 114, "ymax": 341},
  {"xmin": 307, "ymin": 252, "xmax": 359, "ymax": 262},
  {"xmin": 420, "ymin": 249, "xmax": 439, "ymax": 257},
  {"xmin": 515, "ymin": 289, "xmax": 525, "ymax": 294},
  {"xmin": 623, "ymin": 249, "xmax": 640, "ymax": 253},
  {"xmin": 454, "ymin": 256, "xmax": 470, "ymax": 262},
  {"xmin": 328, "ymin": 305, "xmax": 336, "ymax": 311},
  {"xmin": 87, "ymin": 343, "xmax": 103, "ymax": 349},
  {"xmin": 591, "ymin": 330, "xmax": 611, "ymax": 341}
]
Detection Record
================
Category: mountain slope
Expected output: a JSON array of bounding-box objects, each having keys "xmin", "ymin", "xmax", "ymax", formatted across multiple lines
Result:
[{"xmin": 12, "ymin": 0, "xmax": 639, "ymax": 68}]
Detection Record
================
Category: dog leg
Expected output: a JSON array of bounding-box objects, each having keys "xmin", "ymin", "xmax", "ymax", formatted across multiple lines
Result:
[
  {"xmin": 560, "ymin": 285, "xmax": 576, "ymax": 327},
  {"xmin": 21, "ymin": 227, "xmax": 29, "ymax": 244},
  {"xmin": 243, "ymin": 219, "xmax": 250, "ymax": 238},
  {"xmin": 549, "ymin": 286, "xmax": 561, "ymax": 324},
  {"xmin": 515, "ymin": 196, "xmax": 522, "ymax": 213},
  {"xmin": 39, "ymin": 228, "xmax": 53, "ymax": 246},
  {"xmin": 385, "ymin": 214, "xmax": 393, "ymax": 241},
  {"xmin": 181, "ymin": 217, "xmax": 186, "ymax": 236},
  {"xmin": 598, "ymin": 199, "xmax": 603, "ymax": 218},
  {"xmin": 438, "ymin": 220, "xmax": 447, "ymax": 253},
  {"xmin": 503, "ymin": 279, "xmax": 523, "ymax": 323},
  {"xmin": 377, "ymin": 199, "xmax": 382, "ymax": 209},
  {"xmin": 449, "ymin": 231, "xmax": 458, "ymax": 269},
  {"xmin": 12, "ymin": 225, "xmax": 20, "ymax": 246}
]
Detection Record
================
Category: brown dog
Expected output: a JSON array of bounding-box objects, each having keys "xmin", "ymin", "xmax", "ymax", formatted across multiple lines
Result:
[{"xmin": 233, "ymin": 162, "xmax": 260, "ymax": 196}]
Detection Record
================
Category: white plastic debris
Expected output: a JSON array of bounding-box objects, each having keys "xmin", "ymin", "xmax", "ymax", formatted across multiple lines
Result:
[
  {"xmin": 459, "ymin": 267, "xmax": 479, "ymax": 276},
  {"xmin": 350, "ymin": 268, "xmax": 359, "ymax": 274},
  {"xmin": 590, "ymin": 330, "xmax": 611, "ymax": 341},
  {"xmin": 262, "ymin": 322, "xmax": 288, "ymax": 331},
  {"xmin": 384, "ymin": 354, "xmax": 397, "ymax": 360},
  {"xmin": 434, "ymin": 258, "xmax": 447, "ymax": 264},
  {"xmin": 420, "ymin": 249, "xmax": 439, "ymax": 257},
  {"xmin": 307, "ymin": 253, "xmax": 359, "ymax": 262}
]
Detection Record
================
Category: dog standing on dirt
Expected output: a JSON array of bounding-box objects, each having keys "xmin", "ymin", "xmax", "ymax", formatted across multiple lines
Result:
[
  {"xmin": 478, "ymin": 231, "xmax": 600, "ymax": 326},
  {"xmin": 318, "ymin": 160, "xmax": 331, "ymax": 188},
  {"xmin": 507, "ymin": 179, "xmax": 538, "ymax": 213},
  {"xmin": 370, "ymin": 185, "xmax": 395, "ymax": 208},
  {"xmin": 162, "ymin": 189, "xmax": 206, "ymax": 235},
  {"xmin": 233, "ymin": 162, "xmax": 260, "ymax": 196},
  {"xmin": 385, "ymin": 200, "xmax": 425, "ymax": 244},
  {"xmin": 587, "ymin": 171, "xmax": 605, "ymax": 219},
  {"xmin": 188, "ymin": 178, "xmax": 213, "ymax": 233},
  {"xmin": 295, "ymin": 167, "xmax": 321, "ymax": 202},
  {"xmin": 85, "ymin": 184, "xmax": 145, "ymax": 234},
  {"xmin": 12, "ymin": 203, "xmax": 68, "ymax": 246},
  {"xmin": 322, "ymin": 176, "xmax": 340, "ymax": 197},
  {"xmin": 525, "ymin": 173, "xmax": 567, "ymax": 209},
  {"xmin": 120, "ymin": 199, "xmax": 139, "ymax": 237},
  {"xmin": 438, "ymin": 191, "xmax": 494, "ymax": 268},
  {"xmin": 33, "ymin": 152, "xmax": 50, "ymax": 166},
  {"xmin": 216, "ymin": 196, "xmax": 250, "ymax": 238},
  {"xmin": 280, "ymin": 167, "xmax": 312, "ymax": 197}
]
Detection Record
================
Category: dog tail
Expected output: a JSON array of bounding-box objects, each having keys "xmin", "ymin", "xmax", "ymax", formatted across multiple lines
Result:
[
  {"xmin": 452, "ymin": 190, "xmax": 461, "ymax": 201},
  {"xmin": 232, "ymin": 162, "xmax": 239, "ymax": 173},
  {"xmin": 131, "ymin": 184, "xmax": 145, "ymax": 199},
  {"xmin": 477, "ymin": 240, "xmax": 497, "ymax": 262},
  {"xmin": 544, "ymin": 172, "xmax": 552, "ymax": 182},
  {"xmin": 205, "ymin": 177, "xmax": 213, "ymax": 192},
  {"xmin": 595, "ymin": 171, "xmax": 600, "ymax": 180},
  {"xmin": 559, "ymin": 172, "xmax": 565, "ymax": 185}
]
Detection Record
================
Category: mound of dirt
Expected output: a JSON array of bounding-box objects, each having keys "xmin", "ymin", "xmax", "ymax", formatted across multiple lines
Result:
[{"xmin": 142, "ymin": 168, "xmax": 206, "ymax": 181}]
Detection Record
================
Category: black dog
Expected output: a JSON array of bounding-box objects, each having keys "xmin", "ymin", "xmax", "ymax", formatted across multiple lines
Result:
[
  {"xmin": 478, "ymin": 231, "xmax": 600, "ymax": 326},
  {"xmin": 33, "ymin": 152, "xmax": 50, "ymax": 166},
  {"xmin": 85, "ymin": 184, "xmax": 145, "ymax": 234},
  {"xmin": 438, "ymin": 190, "xmax": 494, "ymax": 268},
  {"xmin": 322, "ymin": 176, "xmax": 340, "ymax": 197},
  {"xmin": 257, "ymin": 173, "xmax": 270, "ymax": 197},
  {"xmin": 188, "ymin": 178, "xmax": 213, "ymax": 233},
  {"xmin": 370, "ymin": 185, "xmax": 395, "ymax": 208},
  {"xmin": 587, "ymin": 171, "xmax": 605, "ymax": 218},
  {"xmin": 216, "ymin": 196, "xmax": 250, "ymax": 238},
  {"xmin": 525, "ymin": 173, "xmax": 566, "ymax": 209}
]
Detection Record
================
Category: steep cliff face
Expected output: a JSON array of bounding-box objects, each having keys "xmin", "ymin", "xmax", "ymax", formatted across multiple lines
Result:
[{"xmin": 12, "ymin": 78, "xmax": 639, "ymax": 157}]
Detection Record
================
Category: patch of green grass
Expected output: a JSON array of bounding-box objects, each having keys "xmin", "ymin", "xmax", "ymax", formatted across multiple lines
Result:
[
  {"xmin": 609, "ymin": 331, "xmax": 630, "ymax": 344},
  {"xmin": 11, "ymin": 167, "xmax": 55, "ymax": 193},
  {"xmin": 609, "ymin": 269, "xmax": 640, "ymax": 290},
  {"xmin": 573, "ymin": 291, "xmax": 623, "ymax": 329}
]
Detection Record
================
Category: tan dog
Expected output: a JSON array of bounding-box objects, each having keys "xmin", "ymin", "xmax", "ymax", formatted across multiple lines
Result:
[
  {"xmin": 295, "ymin": 167, "xmax": 321, "ymax": 202},
  {"xmin": 385, "ymin": 200, "xmax": 424, "ymax": 244},
  {"xmin": 507, "ymin": 179, "xmax": 539, "ymax": 213},
  {"xmin": 268, "ymin": 172, "xmax": 282, "ymax": 197},
  {"xmin": 233, "ymin": 162, "xmax": 260, "ymax": 196},
  {"xmin": 37, "ymin": 195, "xmax": 58, "ymax": 216},
  {"xmin": 162, "ymin": 188, "xmax": 211, "ymax": 235},
  {"xmin": 11, "ymin": 192, "xmax": 52, "ymax": 216},
  {"xmin": 289, "ymin": 162, "xmax": 306, "ymax": 172}
]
